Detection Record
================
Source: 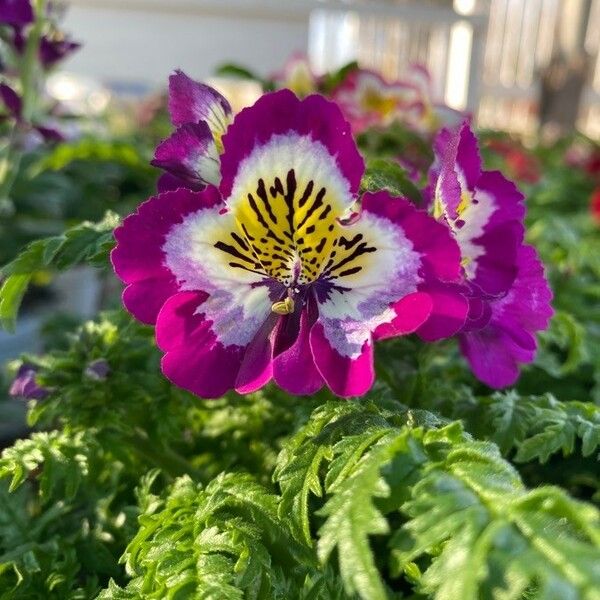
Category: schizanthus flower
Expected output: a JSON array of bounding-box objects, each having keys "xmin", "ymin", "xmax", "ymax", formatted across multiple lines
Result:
[
  {"xmin": 428, "ymin": 121, "xmax": 553, "ymax": 387},
  {"xmin": 152, "ymin": 70, "xmax": 233, "ymax": 192},
  {"xmin": 271, "ymin": 53, "xmax": 318, "ymax": 98},
  {"xmin": 9, "ymin": 363, "xmax": 49, "ymax": 400},
  {"xmin": 114, "ymin": 77, "xmax": 467, "ymax": 398},
  {"xmin": 332, "ymin": 69, "xmax": 417, "ymax": 133}
]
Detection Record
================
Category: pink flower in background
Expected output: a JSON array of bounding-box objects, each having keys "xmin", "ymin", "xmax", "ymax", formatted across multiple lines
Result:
[
  {"xmin": 271, "ymin": 52, "xmax": 318, "ymax": 98},
  {"xmin": 428, "ymin": 121, "xmax": 553, "ymax": 387},
  {"xmin": 113, "ymin": 84, "xmax": 466, "ymax": 398},
  {"xmin": 403, "ymin": 64, "xmax": 464, "ymax": 135},
  {"xmin": 591, "ymin": 187, "xmax": 600, "ymax": 224},
  {"xmin": 332, "ymin": 69, "xmax": 418, "ymax": 133}
]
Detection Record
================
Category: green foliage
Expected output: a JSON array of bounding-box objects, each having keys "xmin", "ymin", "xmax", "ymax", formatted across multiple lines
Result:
[
  {"xmin": 273, "ymin": 401, "xmax": 600, "ymax": 600},
  {"xmin": 31, "ymin": 139, "xmax": 152, "ymax": 175},
  {"xmin": 98, "ymin": 473, "xmax": 347, "ymax": 600},
  {"xmin": 361, "ymin": 158, "xmax": 423, "ymax": 205},
  {"xmin": 0, "ymin": 212, "xmax": 119, "ymax": 331}
]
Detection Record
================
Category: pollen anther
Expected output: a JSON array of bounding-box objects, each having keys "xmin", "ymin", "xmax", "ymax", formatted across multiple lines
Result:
[{"xmin": 271, "ymin": 296, "xmax": 295, "ymax": 315}]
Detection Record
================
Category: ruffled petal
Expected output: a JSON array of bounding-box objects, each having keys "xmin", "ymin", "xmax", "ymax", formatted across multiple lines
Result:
[
  {"xmin": 431, "ymin": 121, "xmax": 526, "ymax": 295},
  {"xmin": 111, "ymin": 186, "xmax": 223, "ymax": 324},
  {"xmin": 310, "ymin": 322, "xmax": 374, "ymax": 397},
  {"xmin": 157, "ymin": 292, "xmax": 244, "ymax": 398},
  {"xmin": 220, "ymin": 89, "xmax": 364, "ymax": 199},
  {"xmin": 364, "ymin": 191, "xmax": 463, "ymax": 282},
  {"xmin": 459, "ymin": 328, "xmax": 523, "ymax": 388},
  {"xmin": 156, "ymin": 172, "xmax": 204, "ymax": 193},
  {"xmin": 373, "ymin": 292, "xmax": 433, "ymax": 340},
  {"xmin": 273, "ymin": 307, "xmax": 324, "ymax": 395},
  {"xmin": 235, "ymin": 314, "xmax": 279, "ymax": 394},
  {"xmin": 459, "ymin": 245, "xmax": 553, "ymax": 388},
  {"xmin": 416, "ymin": 282, "xmax": 469, "ymax": 341},
  {"xmin": 168, "ymin": 70, "xmax": 232, "ymax": 139},
  {"xmin": 152, "ymin": 122, "xmax": 220, "ymax": 187}
]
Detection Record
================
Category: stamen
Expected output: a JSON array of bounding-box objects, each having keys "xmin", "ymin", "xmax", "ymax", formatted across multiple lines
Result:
[{"xmin": 271, "ymin": 296, "xmax": 295, "ymax": 315}]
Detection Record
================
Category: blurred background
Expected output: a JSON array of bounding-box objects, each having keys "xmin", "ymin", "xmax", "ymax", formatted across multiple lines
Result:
[{"xmin": 61, "ymin": 0, "xmax": 599, "ymax": 137}]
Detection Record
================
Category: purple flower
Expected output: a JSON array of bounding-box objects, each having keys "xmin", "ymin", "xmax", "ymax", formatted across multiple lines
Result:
[
  {"xmin": 428, "ymin": 121, "xmax": 553, "ymax": 387},
  {"xmin": 9, "ymin": 363, "xmax": 49, "ymax": 400},
  {"xmin": 459, "ymin": 245, "xmax": 553, "ymax": 388},
  {"xmin": 430, "ymin": 121, "xmax": 525, "ymax": 295},
  {"xmin": 39, "ymin": 34, "xmax": 80, "ymax": 68},
  {"xmin": 12, "ymin": 28, "xmax": 80, "ymax": 68},
  {"xmin": 0, "ymin": 82, "xmax": 22, "ymax": 118},
  {"xmin": 0, "ymin": 0, "xmax": 34, "ymax": 27},
  {"xmin": 113, "ymin": 88, "xmax": 467, "ymax": 398},
  {"xmin": 84, "ymin": 359, "xmax": 110, "ymax": 381},
  {"xmin": 151, "ymin": 70, "xmax": 233, "ymax": 191},
  {"xmin": 332, "ymin": 69, "xmax": 418, "ymax": 133}
]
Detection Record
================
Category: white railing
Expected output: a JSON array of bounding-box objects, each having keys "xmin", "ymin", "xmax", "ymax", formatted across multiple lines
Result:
[{"xmin": 64, "ymin": 0, "xmax": 599, "ymax": 136}]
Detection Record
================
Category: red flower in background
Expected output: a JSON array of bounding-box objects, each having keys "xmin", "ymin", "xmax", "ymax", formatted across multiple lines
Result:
[
  {"xmin": 487, "ymin": 139, "xmax": 541, "ymax": 184},
  {"xmin": 591, "ymin": 188, "xmax": 600, "ymax": 224}
]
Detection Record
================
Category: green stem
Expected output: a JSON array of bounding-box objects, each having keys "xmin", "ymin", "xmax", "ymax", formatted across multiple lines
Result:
[
  {"xmin": 0, "ymin": 0, "xmax": 46, "ymax": 203},
  {"xmin": 20, "ymin": 0, "xmax": 45, "ymax": 122}
]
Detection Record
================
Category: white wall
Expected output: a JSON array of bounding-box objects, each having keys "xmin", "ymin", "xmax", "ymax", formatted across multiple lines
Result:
[{"xmin": 61, "ymin": 1, "xmax": 310, "ymax": 91}]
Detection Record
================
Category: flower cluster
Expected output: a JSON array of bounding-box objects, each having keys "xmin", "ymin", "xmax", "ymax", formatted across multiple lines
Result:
[
  {"xmin": 0, "ymin": 0, "xmax": 80, "ymax": 140},
  {"xmin": 330, "ymin": 64, "xmax": 462, "ymax": 135},
  {"xmin": 266, "ymin": 58, "xmax": 463, "ymax": 136},
  {"xmin": 113, "ymin": 71, "xmax": 469, "ymax": 398},
  {"xmin": 113, "ymin": 71, "xmax": 552, "ymax": 398},
  {"xmin": 427, "ymin": 122, "xmax": 553, "ymax": 387}
]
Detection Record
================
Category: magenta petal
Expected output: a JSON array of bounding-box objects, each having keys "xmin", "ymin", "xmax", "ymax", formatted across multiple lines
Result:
[
  {"xmin": 157, "ymin": 291, "xmax": 243, "ymax": 398},
  {"xmin": 111, "ymin": 186, "xmax": 223, "ymax": 324},
  {"xmin": 235, "ymin": 314, "xmax": 279, "ymax": 394},
  {"xmin": 363, "ymin": 193, "xmax": 462, "ymax": 283},
  {"xmin": 454, "ymin": 121, "xmax": 482, "ymax": 192},
  {"xmin": 417, "ymin": 283, "xmax": 469, "ymax": 341},
  {"xmin": 458, "ymin": 245, "xmax": 553, "ymax": 388},
  {"xmin": 471, "ymin": 220, "xmax": 522, "ymax": 295},
  {"xmin": 476, "ymin": 170, "xmax": 525, "ymax": 226},
  {"xmin": 122, "ymin": 277, "xmax": 179, "ymax": 325},
  {"xmin": 273, "ymin": 308, "xmax": 324, "ymax": 395},
  {"xmin": 310, "ymin": 323, "xmax": 374, "ymax": 398},
  {"xmin": 168, "ymin": 70, "xmax": 232, "ymax": 127},
  {"xmin": 156, "ymin": 172, "xmax": 203, "ymax": 193},
  {"xmin": 152, "ymin": 122, "xmax": 219, "ymax": 187},
  {"xmin": 459, "ymin": 329, "xmax": 521, "ymax": 388},
  {"xmin": 373, "ymin": 292, "xmax": 433, "ymax": 340},
  {"xmin": 220, "ymin": 89, "xmax": 364, "ymax": 198}
]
